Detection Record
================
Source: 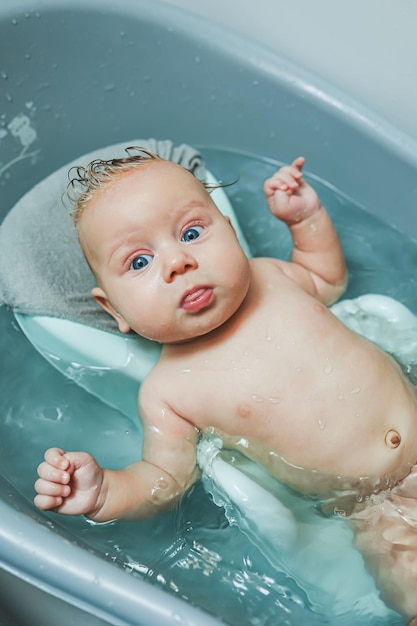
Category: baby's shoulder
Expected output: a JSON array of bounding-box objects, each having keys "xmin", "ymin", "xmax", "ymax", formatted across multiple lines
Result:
[
  {"xmin": 140, "ymin": 357, "xmax": 170, "ymax": 392},
  {"xmin": 249, "ymin": 256, "xmax": 293, "ymax": 286},
  {"xmin": 138, "ymin": 363, "xmax": 179, "ymax": 425},
  {"xmin": 139, "ymin": 352, "xmax": 186, "ymax": 399},
  {"xmin": 250, "ymin": 256, "xmax": 287, "ymax": 273}
]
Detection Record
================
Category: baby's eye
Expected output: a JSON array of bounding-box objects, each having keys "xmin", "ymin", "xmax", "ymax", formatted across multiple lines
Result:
[
  {"xmin": 181, "ymin": 226, "xmax": 203, "ymax": 242},
  {"xmin": 130, "ymin": 254, "xmax": 153, "ymax": 271}
]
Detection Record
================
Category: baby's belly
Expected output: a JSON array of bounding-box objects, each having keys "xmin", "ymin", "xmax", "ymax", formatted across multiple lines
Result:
[
  {"xmin": 212, "ymin": 430, "xmax": 416, "ymax": 504},
  {"xmin": 207, "ymin": 380, "xmax": 417, "ymax": 499},
  {"xmin": 192, "ymin": 309, "xmax": 417, "ymax": 495}
]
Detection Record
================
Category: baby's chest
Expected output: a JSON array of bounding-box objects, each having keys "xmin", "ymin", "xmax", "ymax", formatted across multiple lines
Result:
[{"xmin": 169, "ymin": 348, "xmax": 291, "ymax": 432}]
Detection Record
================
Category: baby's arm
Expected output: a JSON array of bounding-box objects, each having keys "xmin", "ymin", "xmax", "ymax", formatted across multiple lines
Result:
[
  {"xmin": 34, "ymin": 384, "xmax": 200, "ymax": 521},
  {"xmin": 264, "ymin": 157, "xmax": 347, "ymax": 304}
]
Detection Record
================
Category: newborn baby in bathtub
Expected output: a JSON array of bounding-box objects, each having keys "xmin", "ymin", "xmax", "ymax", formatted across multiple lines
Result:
[{"xmin": 34, "ymin": 148, "xmax": 417, "ymax": 624}]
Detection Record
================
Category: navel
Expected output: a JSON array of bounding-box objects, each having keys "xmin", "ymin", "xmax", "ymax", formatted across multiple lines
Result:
[{"xmin": 385, "ymin": 429, "xmax": 401, "ymax": 449}]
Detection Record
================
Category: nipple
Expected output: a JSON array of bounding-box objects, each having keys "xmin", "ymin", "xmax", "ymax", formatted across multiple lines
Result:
[{"xmin": 384, "ymin": 429, "xmax": 401, "ymax": 449}]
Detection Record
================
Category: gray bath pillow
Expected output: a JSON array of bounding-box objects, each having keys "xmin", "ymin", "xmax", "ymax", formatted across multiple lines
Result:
[{"xmin": 0, "ymin": 139, "xmax": 206, "ymax": 333}]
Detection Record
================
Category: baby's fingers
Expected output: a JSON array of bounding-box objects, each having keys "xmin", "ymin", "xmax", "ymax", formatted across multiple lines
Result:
[
  {"xmin": 276, "ymin": 171, "xmax": 300, "ymax": 190},
  {"xmin": 265, "ymin": 171, "xmax": 299, "ymax": 198},
  {"xmin": 34, "ymin": 475, "xmax": 71, "ymax": 511},
  {"xmin": 35, "ymin": 476, "xmax": 71, "ymax": 497},
  {"xmin": 291, "ymin": 156, "xmax": 305, "ymax": 171},
  {"xmin": 278, "ymin": 157, "xmax": 304, "ymax": 182},
  {"xmin": 37, "ymin": 459, "xmax": 71, "ymax": 485},
  {"xmin": 34, "ymin": 493, "xmax": 65, "ymax": 511},
  {"xmin": 44, "ymin": 447, "xmax": 70, "ymax": 471}
]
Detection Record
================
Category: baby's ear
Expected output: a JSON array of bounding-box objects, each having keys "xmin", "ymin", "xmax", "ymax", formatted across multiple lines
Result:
[
  {"xmin": 224, "ymin": 215, "xmax": 239, "ymax": 238},
  {"xmin": 91, "ymin": 287, "xmax": 131, "ymax": 333}
]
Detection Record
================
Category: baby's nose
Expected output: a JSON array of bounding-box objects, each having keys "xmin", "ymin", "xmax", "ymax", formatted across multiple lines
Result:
[{"xmin": 163, "ymin": 248, "xmax": 197, "ymax": 282}]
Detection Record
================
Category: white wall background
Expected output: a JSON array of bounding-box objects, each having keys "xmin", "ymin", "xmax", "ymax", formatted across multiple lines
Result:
[{"xmin": 160, "ymin": 0, "xmax": 417, "ymax": 144}]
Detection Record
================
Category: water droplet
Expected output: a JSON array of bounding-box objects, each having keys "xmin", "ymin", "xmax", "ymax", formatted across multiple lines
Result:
[
  {"xmin": 1, "ymin": 71, "xmax": 8, "ymax": 80},
  {"xmin": 318, "ymin": 419, "xmax": 326, "ymax": 430},
  {"xmin": 351, "ymin": 386, "xmax": 360, "ymax": 394},
  {"xmin": 267, "ymin": 396, "xmax": 281, "ymax": 404},
  {"xmin": 251, "ymin": 394, "xmax": 263, "ymax": 403},
  {"xmin": 324, "ymin": 361, "xmax": 333, "ymax": 376}
]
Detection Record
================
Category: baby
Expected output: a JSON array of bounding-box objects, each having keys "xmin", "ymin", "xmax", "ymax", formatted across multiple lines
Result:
[{"xmin": 34, "ymin": 149, "xmax": 417, "ymax": 622}]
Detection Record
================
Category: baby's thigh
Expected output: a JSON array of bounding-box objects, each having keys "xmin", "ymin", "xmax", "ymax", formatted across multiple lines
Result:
[{"xmin": 350, "ymin": 488, "xmax": 417, "ymax": 619}]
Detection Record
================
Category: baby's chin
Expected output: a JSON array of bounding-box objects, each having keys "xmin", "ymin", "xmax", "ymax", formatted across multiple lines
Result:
[
  {"xmin": 147, "ymin": 326, "xmax": 217, "ymax": 345},
  {"xmin": 137, "ymin": 316, "xmax": 225, "ymax": 345}
]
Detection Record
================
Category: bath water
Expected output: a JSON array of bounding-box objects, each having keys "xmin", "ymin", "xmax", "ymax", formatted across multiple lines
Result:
[{"xmin": 1, "ymin": 148, "xmax": 415, "ymax": 626}]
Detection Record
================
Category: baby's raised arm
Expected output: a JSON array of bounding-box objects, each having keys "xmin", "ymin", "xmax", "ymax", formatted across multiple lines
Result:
[
  {"xmin": 264, "ymin": 157, "xmax": 347, "ymax": 304},
  {"xmin": 34, "ymin": 383, "xmax": 200, "ymax": 521}
]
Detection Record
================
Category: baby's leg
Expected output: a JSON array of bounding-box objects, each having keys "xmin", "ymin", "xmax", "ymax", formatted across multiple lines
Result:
[{"xmin": 350, "ymin": 468, "xmax": 417, "ymax": 623}]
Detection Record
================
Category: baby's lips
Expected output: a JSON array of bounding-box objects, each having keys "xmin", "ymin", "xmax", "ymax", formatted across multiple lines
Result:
[{"xmin": 181, "ymin": 286, "xmax": 214, "ymax": 312}]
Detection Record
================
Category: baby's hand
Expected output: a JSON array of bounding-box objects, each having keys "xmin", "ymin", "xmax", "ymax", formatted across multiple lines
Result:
[
  {"xmin": 34, "ymin": 447, "xmax": 104, "ymax": 517},
  {"xmin": 264, "ymin": 157, "xmax": 322, "ymax": 225}
]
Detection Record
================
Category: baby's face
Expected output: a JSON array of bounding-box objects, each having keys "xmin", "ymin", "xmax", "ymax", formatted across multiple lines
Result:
[{"xmin": 78, "ymin": 160, "xmax": 251, "ymax": 343}]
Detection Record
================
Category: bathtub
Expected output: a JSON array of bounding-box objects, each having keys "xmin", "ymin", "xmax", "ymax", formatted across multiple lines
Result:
[{"xmin": 1, "ymin": 1, "xmax": 417, "ymax": 625}]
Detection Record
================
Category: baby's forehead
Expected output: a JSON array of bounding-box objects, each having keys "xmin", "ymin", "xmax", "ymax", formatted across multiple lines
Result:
[
  {"xmin": 79, "ymin": 159, "xmax": 207, "ymax": 224},
  {"xmin": 102, "ymin": 159, "xmax": 193, "ymax": 193},
  {"xmin": 80, "ymin": 159, "xmax": 162, "ymax": 210}
]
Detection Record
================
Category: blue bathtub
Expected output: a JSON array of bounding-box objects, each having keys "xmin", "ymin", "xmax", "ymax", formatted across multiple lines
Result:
[{"xmin": 1, "ymin": 1, "xmax": 417, "ymax": 624}]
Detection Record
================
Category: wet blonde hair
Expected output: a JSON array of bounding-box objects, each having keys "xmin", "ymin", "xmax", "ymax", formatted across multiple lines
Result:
[
  {"xmin": 67, "ymin": 147, "xmax": 162, "ymax": 225},
  {"xmin": 67, "ymin": 146, "xmax": 222, "ymax": 226}
]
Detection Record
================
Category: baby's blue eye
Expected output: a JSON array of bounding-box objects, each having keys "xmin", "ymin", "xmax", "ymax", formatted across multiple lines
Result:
[
  {"xmin": 130, "ymin": 254, "xmax": 153, "ymax": 271},
  {"xmin": 182, "ymin": 226, "xmax": 203, "ymax": 242}
]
